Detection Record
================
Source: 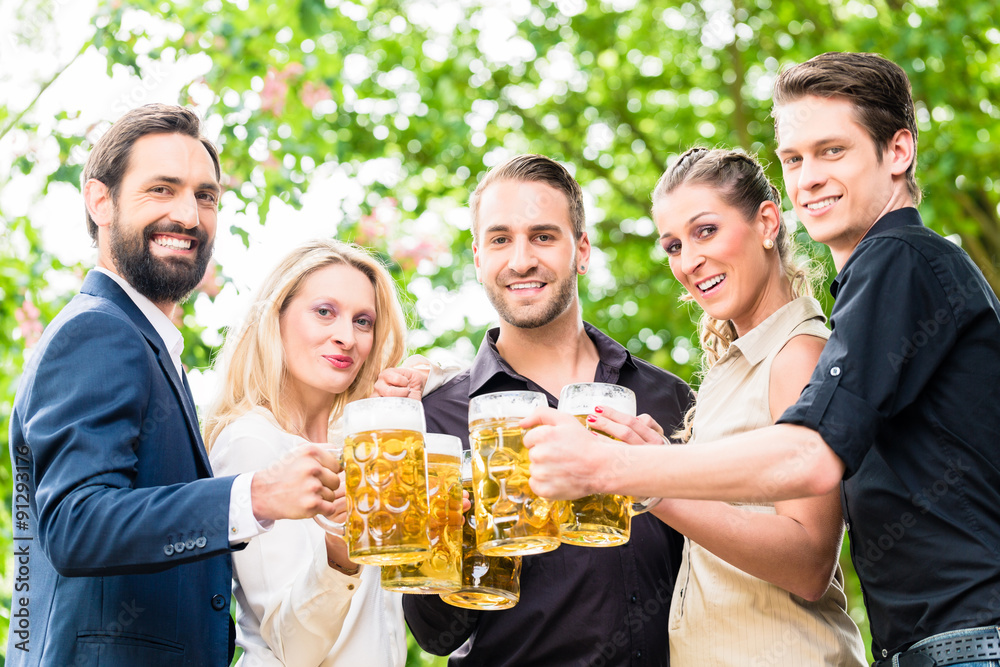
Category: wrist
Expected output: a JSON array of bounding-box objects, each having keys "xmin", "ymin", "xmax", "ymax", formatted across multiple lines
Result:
[{"xmin": 328, "ymin": 558, "xmax": 361, "ymax": 576}]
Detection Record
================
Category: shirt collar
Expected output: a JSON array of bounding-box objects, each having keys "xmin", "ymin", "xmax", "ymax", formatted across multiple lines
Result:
[
  {"xmin": 467, "ymin": 321, "xmax": 636, "ymax": 397},
  {"xmin": 92, "ymin": 267, "xmax": 185, "ymax": 375},
  {"xmin": 830, "ymin": 207, "xmax": 923, "ymax": 298},
  {"xmin": 727, "ymin": 296, "xmax": 827, "ymax": 366}
]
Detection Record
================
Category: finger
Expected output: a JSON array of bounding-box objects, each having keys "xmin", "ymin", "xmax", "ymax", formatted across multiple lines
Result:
[
  {"xmin": 519, "ymin": 406, "xmax": 566, "ymax": 429},
  {"xmin": 636, "ymin": 413, "xmax": 665, "ymax": 437}
]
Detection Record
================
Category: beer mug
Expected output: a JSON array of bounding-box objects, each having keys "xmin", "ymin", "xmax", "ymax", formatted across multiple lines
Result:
[
  {"xmin": 329, "ymin": 397, "xmax": 430, "ymax": 566},
  {"xmin": 557, "ymin": 383, "xmax": 657, "ymax": 547},
  {"xmin": 440, "ymin": 450, "xmax": 521, "ymax": 610},
  {"xmin": 381, "ymin": 434, "xmax": 464, "ymax": 593},
  {"xmin": 468, "ymin": 391, "xmax": 564, "ymax": 557}
]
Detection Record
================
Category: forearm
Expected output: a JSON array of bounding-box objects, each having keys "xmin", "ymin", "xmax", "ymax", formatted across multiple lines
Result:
[
  {"xmin": 402, "ymin": 594, "xmax": 478, "ymax": 655},
  {"xmin": 603, "ymin": 424, "xmax": 843, "ymax": 502},
  {"xmin": 652, "ymin": 498, "xmax": 841, "ymax": 600},
  {"xmin": 38, "ymin": 476, "xmax": 236, "ymax": 576}
]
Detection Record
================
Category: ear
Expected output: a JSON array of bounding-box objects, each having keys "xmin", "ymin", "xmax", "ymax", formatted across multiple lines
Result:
[
  {"xmin": 756, "ymin": 199, "xmax": 783, "ymax": 243},
  {"xmin": 576, "ymin": 231, "xmax": 591, "ymax": 274},
  {"xmin": 472, "ymin": 242, "xmax": 482, "ymax": 283},
  {"xmin": 885, "ymin": 128, "xmax": 915, "ymax": 178},
  {"xmin": 83, "ymin": 179, "xmax": 114, "ymax": 229}
]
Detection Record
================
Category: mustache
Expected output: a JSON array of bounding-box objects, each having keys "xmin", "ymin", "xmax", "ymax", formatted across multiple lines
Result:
[{"xmin": 497, "ymin": 268, "xmax": 555, "ymax": 284}]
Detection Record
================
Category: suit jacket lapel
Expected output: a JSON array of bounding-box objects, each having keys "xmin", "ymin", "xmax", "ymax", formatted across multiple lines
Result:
[{"xmin": 81, "ymin": 271, "xmax": 214, "ymax": 477}]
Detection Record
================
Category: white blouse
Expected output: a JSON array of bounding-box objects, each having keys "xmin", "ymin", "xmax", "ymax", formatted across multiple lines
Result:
[{"xmin": 210, "ymin": 408, "xmax": 406, "ymax": 667}]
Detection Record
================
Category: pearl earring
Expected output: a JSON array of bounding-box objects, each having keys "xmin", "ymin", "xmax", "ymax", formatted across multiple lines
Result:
[{"xmin": 763, "ymin": 238, "xmax": 775, "ymax": 250}]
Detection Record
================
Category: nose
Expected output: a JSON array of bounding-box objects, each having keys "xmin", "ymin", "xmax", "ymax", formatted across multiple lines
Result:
[
  {"xmin": 507, "ymin": 237, "xmax": 538, "ymax": 275},
  {"xmin": 796, "ymin": 156, "xmax": 826, "ymax": 193},
  {"xmin": 168, "ymin": 191, "xmax": 200, "ymax": 229},
  {"xmin": 679, "ymin": 245, "xmax": 705, "ymax": 277},
  {"xmin": 330, "ymin": 317, "xmax": 355, "ymax": 350}
]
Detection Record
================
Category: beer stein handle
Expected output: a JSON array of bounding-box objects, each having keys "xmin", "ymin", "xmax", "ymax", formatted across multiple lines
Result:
[{"xmin": 630, "ymin": 496, "xmax": 661, "ymax": 515}]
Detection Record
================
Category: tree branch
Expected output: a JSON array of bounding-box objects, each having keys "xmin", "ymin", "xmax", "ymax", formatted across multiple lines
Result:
[{"xmin": 0, "ymin": 40, "xmax": 90, "ymax": 142}]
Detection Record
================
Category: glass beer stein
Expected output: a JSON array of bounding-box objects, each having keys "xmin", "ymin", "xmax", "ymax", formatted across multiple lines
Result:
[
  {"xmin": 381, "ymin": 433, "xmax": 464, "ymax": 593},
  {"xmin": 324, "ymin": 397, "xmax": 431, "ymax": 566},
  {"xmin": 557, "ymin": 382, "xmax": 656, "ymax": 547},
  {"xmin": 440, "ymin": 450, "xmax": 521, "ymax": 610},
  {"xmin": 468, "ymin": 391, "xmax": 564, "ymax": 557}
]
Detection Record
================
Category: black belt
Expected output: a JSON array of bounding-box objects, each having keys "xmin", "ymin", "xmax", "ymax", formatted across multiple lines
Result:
[{"xmin": 874, "ymin": 626, "xmax": 1000, "ymax": 666}]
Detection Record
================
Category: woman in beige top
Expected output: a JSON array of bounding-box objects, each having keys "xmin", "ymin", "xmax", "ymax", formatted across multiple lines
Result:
[{"xmin": 585, "ymin": 148, "xmax": 866, "ymax": 665}]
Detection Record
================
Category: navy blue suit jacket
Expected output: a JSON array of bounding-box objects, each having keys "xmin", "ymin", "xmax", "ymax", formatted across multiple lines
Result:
[{"xmin": 8, "ymin": 271, "xmax": 238, "ymax": 666}]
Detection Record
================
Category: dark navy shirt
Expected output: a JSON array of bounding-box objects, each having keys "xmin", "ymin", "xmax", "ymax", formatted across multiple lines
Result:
[
  {"xmin": 778, "ymin": 207, "xmax": 1000, "ymax": 659},
  {"xmin": 404, "ymin": 322, "xmax": 692, "ymax": 667}
]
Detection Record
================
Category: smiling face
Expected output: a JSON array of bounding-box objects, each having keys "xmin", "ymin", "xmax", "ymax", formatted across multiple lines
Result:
[
  {"xmin": 655, "ymin": 183, "xmax": 786, "ymax": 335},
  {"xmin": 279, "ymin": 263, "xmax": 377, "ymax": 408},
  {"xmin": 473, "ymin": 179, "xmax": 590, "ymax": 330},
  {"xmin": 91, "ymin": 132, "xmax": 221, "ymax": 305},
  {"xmin": 775, "ymin": 95, "xmax": 914, "ymax": 269}
]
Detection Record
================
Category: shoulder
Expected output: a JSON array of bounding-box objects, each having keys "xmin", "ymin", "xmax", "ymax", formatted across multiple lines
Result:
[
  {"xmin": 850, "ymin": 225, "xmax": 961, "ymax": 279},
  {"xmin": 210, "ymin": 409, "xmax": 296, "ymax": 475},
  {"xmin": 773, "ymin": 333, "xmax": 827, "ymax": 376}
]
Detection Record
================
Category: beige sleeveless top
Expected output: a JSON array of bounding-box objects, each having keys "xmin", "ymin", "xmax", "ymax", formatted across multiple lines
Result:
[{"xmin": 668, "ymin": 297, "xmax": 866, "ymax": 666}]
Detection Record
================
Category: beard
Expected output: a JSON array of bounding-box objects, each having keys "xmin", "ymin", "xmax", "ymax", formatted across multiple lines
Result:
[
  {"xmin": 483, "ymin": 265, "xmax": 578, "ymax": 329},
  {"xmin": 108, "ymin": 208, "xmax": 213, "ymax": 305}
]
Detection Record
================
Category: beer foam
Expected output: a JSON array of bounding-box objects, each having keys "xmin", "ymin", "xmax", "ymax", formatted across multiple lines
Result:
[
  {"xmin": 425, "ymin": 433, "xmax": 462, "ymax": 457},
  {"xmin": 558, "ymin": 383, "xmax": 636, "ymax": 416},
  {"xmin": 344, "ymin": 397, "xmax": 426, "ymax": 434},
  {"xmin": 469, "ymin": 391, "xmax": 547, "ymax": 423}
]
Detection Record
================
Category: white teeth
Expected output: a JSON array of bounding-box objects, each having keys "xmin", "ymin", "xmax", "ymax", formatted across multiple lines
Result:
[
  {"xmin": 697, "ymin": 275, "xmax": 724, "ymax": 291},
  {"xmin": 509, "ymin": 282, "xmax": 543, "ymax": 290},
  {"xmin": 806, "ymin": 197, "xmax": 840, "ymax": 210},
  {"xmin": 154, "ymin": 236, "xmax": 192, "ymax": 250}
]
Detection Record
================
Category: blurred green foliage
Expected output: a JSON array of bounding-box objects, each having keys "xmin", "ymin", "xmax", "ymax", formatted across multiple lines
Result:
[{"xmin": 3, "ymin": 0, "xmax": 1000, "ymax": 664}]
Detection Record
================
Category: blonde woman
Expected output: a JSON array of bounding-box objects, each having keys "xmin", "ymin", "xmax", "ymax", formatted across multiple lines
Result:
[{"xmin": 205, "ymin": 239, "xmax": 408, "ymax": 667}]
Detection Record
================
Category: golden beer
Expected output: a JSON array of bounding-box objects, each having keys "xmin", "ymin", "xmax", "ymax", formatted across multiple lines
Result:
[
  {"xmin": 557, "ymin": 383, "xmax": 638, "ymax": 547},
  {"xmin": 381, "ymin": 444, "xmax": 463, "ymax": 593},
  {"xmin": 441, "ymin": 459, "xmax": 521, "ymax": 610}
]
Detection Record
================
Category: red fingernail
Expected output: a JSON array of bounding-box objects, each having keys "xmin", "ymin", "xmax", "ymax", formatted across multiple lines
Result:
[
  {"xmin": 586, "ymin": 415, "xmax": 597, "ymax": 423},
  {"xmin": 594, "ymin": 407, "xmax": 603, "ymax": 413}
]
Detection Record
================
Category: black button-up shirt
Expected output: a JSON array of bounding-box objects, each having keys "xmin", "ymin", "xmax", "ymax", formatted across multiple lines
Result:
[
  {"xmin": 404, "ymin": 323, "xmax": 692, "ymax": 667},
  {"xmin": 778, "ymin": 207, "xmax": 1000, "ymax": 658}
]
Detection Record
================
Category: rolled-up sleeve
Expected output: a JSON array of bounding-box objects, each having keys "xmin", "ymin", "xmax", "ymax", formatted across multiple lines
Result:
[{"xmin": 778, "ymin": 236, "xmax": 959, "ymax": 476}]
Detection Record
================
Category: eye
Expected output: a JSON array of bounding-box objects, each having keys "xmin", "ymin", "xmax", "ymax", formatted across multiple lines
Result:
[
  {"xmin": 662, "ymin": 239, "xmax": 681, "ymax": 256},
  {"xmin": 826, "ymin": 146, "xmax": 844, "ymax": 156},
  {"xmin": 535, "ymin": 233, "xmax": 553, "ymax": 242},
  {"xmin": 316, "ymin": 306, "xmax": 333, "ymax": 317},
  {"xmin": 355, "ymin": 316, "xmax": 374, "ymax": 330},
  {"xmin": 490, "ymin": 236, "xmax": 508, "ymax": 245},
  {"xmin": 197, "ymin": 192, "xmax": 218, "ymax": 204},
  {"xmin": 695, "ymin": 225, "xmax": 717, "ymax": 240},
  {"xmin": 150, "ymin": 185, "xmax": 171, "ymax": 194},
  {"xmin": 782, "ymin": 156, "xmax": 802, "ymax": 166}
]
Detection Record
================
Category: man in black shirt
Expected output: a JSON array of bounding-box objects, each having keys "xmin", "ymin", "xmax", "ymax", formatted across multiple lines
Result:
[
  {"xmin": 524, "ymin": 53, "xmax": 1000, "ymax": 666},
  {"xmin": 403, "ymin": 154, "xmax": 692, "ymax": 666}
]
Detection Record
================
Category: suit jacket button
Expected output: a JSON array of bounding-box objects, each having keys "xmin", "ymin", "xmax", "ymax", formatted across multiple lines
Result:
[
  {"xmin": 185, "ymin": 539, "xmax": 196, "ymax": 550},
  {"xmin": 174, "ymin": 542, "xmax": 186, "ymax": 554},
  {"xmin": 211, "ymin": 594, "xmax": 226, "ymax": 611},
  {"xmin": 195, "ymin": 536, "xmax": 207, "ymax": 548},
  {"xmin": 164, "ymin": 544, "xmax": 174, "ymax": 556}
]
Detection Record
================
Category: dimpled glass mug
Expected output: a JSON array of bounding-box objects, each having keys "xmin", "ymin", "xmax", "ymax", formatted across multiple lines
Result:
[
  {"xmin": 440, "ymin": 450, "xmax": 521, "ymax": 610},
  {"xmin": 380, "ymin": 433, "xmax": 464, "ymax": 593},
  {"xmin": 557, "ymin": 382, "xmax": 659, "ymax": 547},
  {"xmin": 468, "ymin": 391, "xmax": 565, "ymax": 557},
  {"xmin": 315, "ymin": 397, "xmax": 431, "ymax": 566}
]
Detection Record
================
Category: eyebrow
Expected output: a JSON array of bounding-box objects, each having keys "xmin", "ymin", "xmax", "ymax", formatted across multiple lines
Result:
[
  {"xmin": 658, "ymin": 211, "xmax": 713, "ymax": 240},
  {"xmin": 776, "ymin": 136, "xmax": 845, "ymax": 156},
  {"xmin": 482, "ymin": 222, "xmax": 564, "ymax": 235}
]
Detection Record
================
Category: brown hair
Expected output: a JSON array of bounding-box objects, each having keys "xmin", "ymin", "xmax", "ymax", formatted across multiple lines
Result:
[
  {"xmin": 82, "ymin": 103, "xmax": 222, "ymax": 244},
  {"xmin": 652, "ymin": 147, "xmax": 821, "ymax": 441},
  {"xmin": 469, "ymin": 154, "xmax": 585, "ymax": 242},
  {"xmin": 772, "ymin": 51, "xmax": 921, "ymax": 204}
]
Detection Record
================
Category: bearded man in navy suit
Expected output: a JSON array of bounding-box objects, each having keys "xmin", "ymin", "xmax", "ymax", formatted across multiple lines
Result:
[{"xmin": 8, "ymin": 104, "xmax": 343, "ymax": 666}]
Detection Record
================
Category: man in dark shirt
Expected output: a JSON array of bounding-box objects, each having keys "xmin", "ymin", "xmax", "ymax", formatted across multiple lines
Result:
[
  {"xmin": 523, "ymin": 53, "xmax": 1000, "ymax": 667},
  {"xmin": 403, "ymin": 154, "xmax": 692, "ymax": 666}
]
